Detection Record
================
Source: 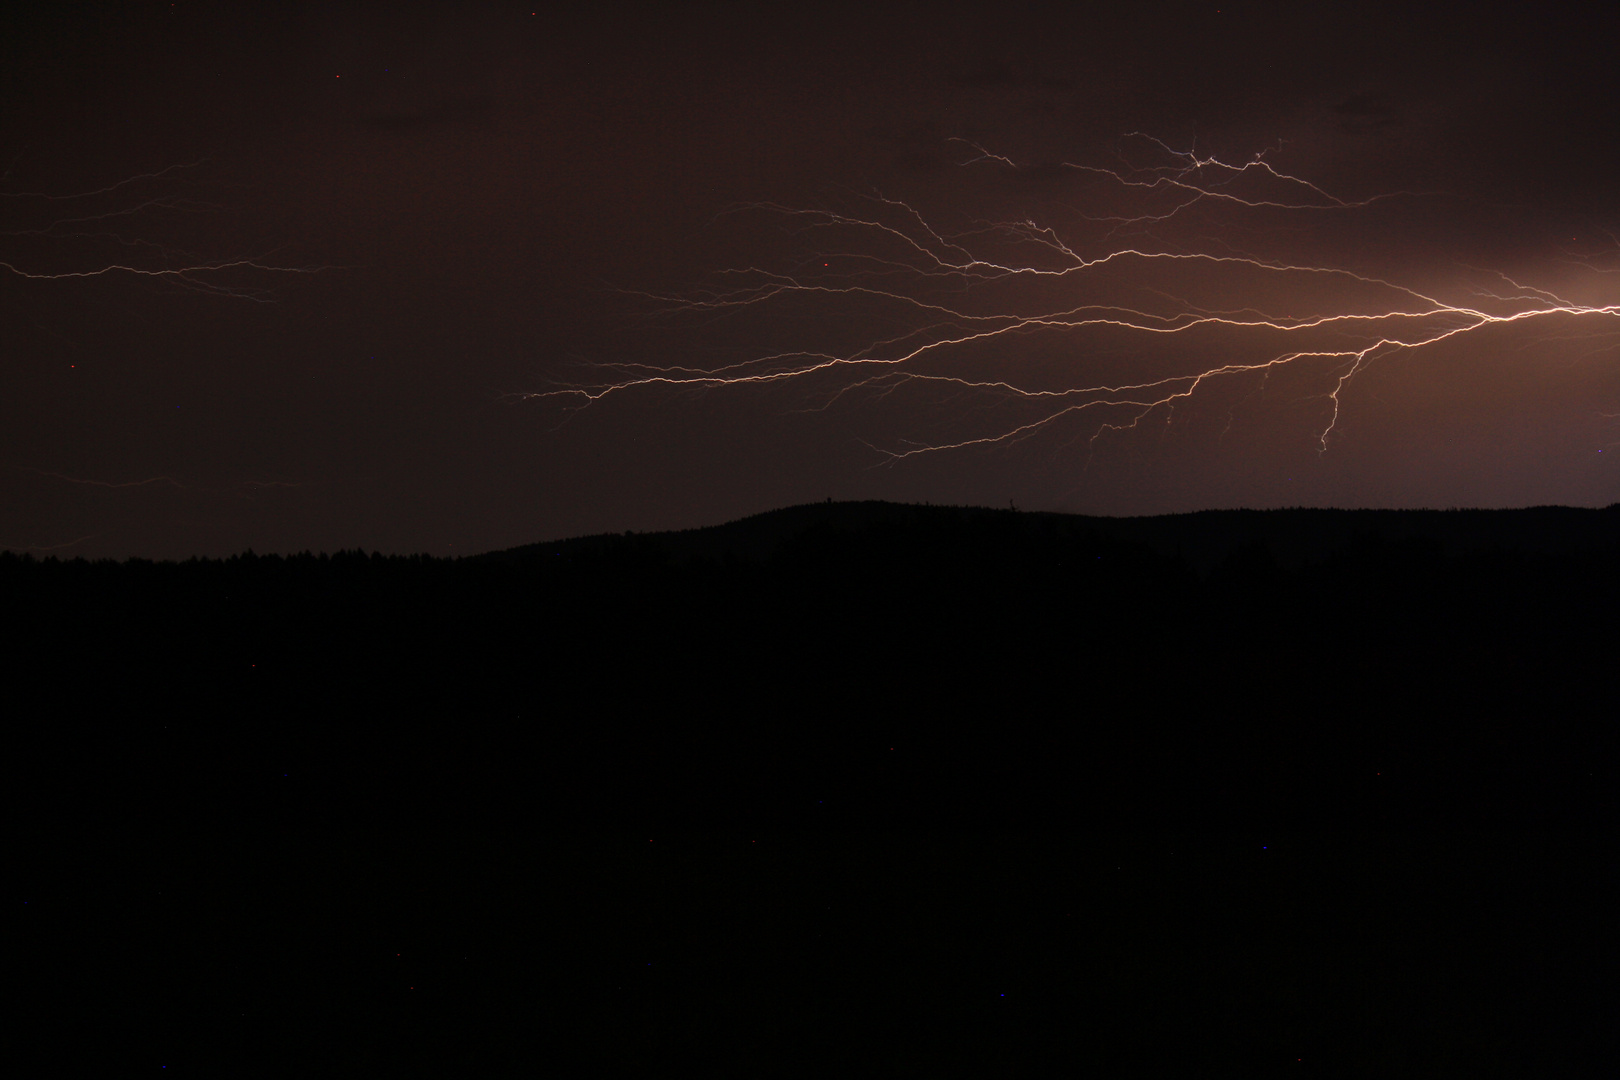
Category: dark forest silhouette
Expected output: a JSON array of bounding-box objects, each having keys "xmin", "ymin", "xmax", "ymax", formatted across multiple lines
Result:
[
  {"xmin": 12, "ymin": 502, "xmax": 1616, "ymax": 1075},
  {"xmin": 12, "ymin": 500, "xmax": 1615, "ymax": 831}
]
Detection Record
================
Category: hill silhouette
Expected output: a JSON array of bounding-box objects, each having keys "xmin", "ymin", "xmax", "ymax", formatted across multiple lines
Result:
[
  {"xmin": 480, "ymin": 498, "xmax": 1620, "ymax": 572},
  {"xmin": 12, "ymin": 501, "xmax": 1615, "ymax": 1076},
  {"xmin": 10, "ymin": 500, "xmax": 1614, "ymax": 834}
]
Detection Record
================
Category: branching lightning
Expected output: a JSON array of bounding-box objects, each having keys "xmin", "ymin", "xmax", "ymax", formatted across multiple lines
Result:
[
  {"xmin": 7, "ymin": 467, "xmax": 185, "ymax": 489},
  {"xmin": 2, "ymin": 159, "xmax": 342, "ymax": 301},
  {"xmin": 522, "ymin": 135, "xmax": 1620, "ymax": 465},
  {"xmin": 2, "ymin": 158, "xmax": 335, "ymax": 554}
]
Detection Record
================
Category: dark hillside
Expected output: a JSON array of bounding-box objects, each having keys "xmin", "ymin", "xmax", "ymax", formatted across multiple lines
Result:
[
  {"xmin": 11, "ymin": 502, "xmax": 1616, "ymax": 1076},
  {"xmin": 10, "ymin": 500, "xmax": 1616, "ymax": 835}
]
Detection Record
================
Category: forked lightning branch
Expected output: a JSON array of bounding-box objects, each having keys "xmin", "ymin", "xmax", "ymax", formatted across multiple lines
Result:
[{"xmin": 527, "ymin": 135, "xmax": 1620, "ymax": 461}]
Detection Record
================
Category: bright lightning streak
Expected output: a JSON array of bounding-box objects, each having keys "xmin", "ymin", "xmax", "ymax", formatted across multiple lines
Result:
[
  {"xmin": 0, "ymin": 534, "xmax": 95, "ymax": 553},
  {"xmin": 521, "ymin": 135, "xmax": 1620, "ymax": 466},
  {"xmin": 2, "ymin": 160, "xmax": 345, "ymax": 301},
  {"xmin": 6, "ymin": 467, "xmax": 184, "ymax": 489},
  {"xmin": 1, "ymin": 160, "xmax": 331, "ymax": 557},
  {"xmin": 0, "ymin": 254, "xmax": 333, "ymax": 301},
  {"xmin": 0, "ymin": 159, "xmax": 212, "ymax": 200}
]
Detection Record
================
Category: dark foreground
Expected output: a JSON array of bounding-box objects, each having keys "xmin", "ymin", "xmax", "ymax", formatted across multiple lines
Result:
[{"xmin": 11, "ymin": 502, "xmax": 1617, "ymax": 1074}]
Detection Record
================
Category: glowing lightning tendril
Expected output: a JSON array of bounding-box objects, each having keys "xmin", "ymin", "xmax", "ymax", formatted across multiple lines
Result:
[
  {"xmin": 2, "ymin": 160, "xmax": 342, "ymax": 301},
  {"xmin": 522, "ymin": 135, "xmax": 1620, "ymax": 466}
]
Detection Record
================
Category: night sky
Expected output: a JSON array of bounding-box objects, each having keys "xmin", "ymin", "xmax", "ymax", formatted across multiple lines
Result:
[{"xmin": 5, "ymin": 2, "xmax": 1619, "ymax": 560}]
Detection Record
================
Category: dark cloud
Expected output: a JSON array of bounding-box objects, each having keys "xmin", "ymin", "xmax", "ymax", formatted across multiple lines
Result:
[
  {"xmin": 358, "ymin": 91, "xmax": 498, "ymax": 131},
  {"xmin": 1331, "ymin": 92, "xmax": 1401, "ymax": 134}
]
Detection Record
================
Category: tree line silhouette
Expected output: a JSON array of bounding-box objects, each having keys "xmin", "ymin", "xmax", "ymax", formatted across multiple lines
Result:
[
  {"xmin": 8, "ymin": 501, "xmax": 1615, "ymax": 834},
  {"xmin": 12, "ymin": 502, "xmax": 1615, "ymax": 1076}
]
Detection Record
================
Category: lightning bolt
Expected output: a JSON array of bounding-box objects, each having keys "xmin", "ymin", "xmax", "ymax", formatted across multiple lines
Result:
[
  {"xmin": 6, "ymin": 467, "xmax": 185, "ymax": 489},
  {"xmin": 2, "ymin": 159, "xmax": 346, "ymax": 301},
  {"xmin": 0, "ymin": 534, "xmax": 95, "ymax": 554},
  {"xmin": 520, "ymin": 134, "xmax": 1620, "ymax": 465}
]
